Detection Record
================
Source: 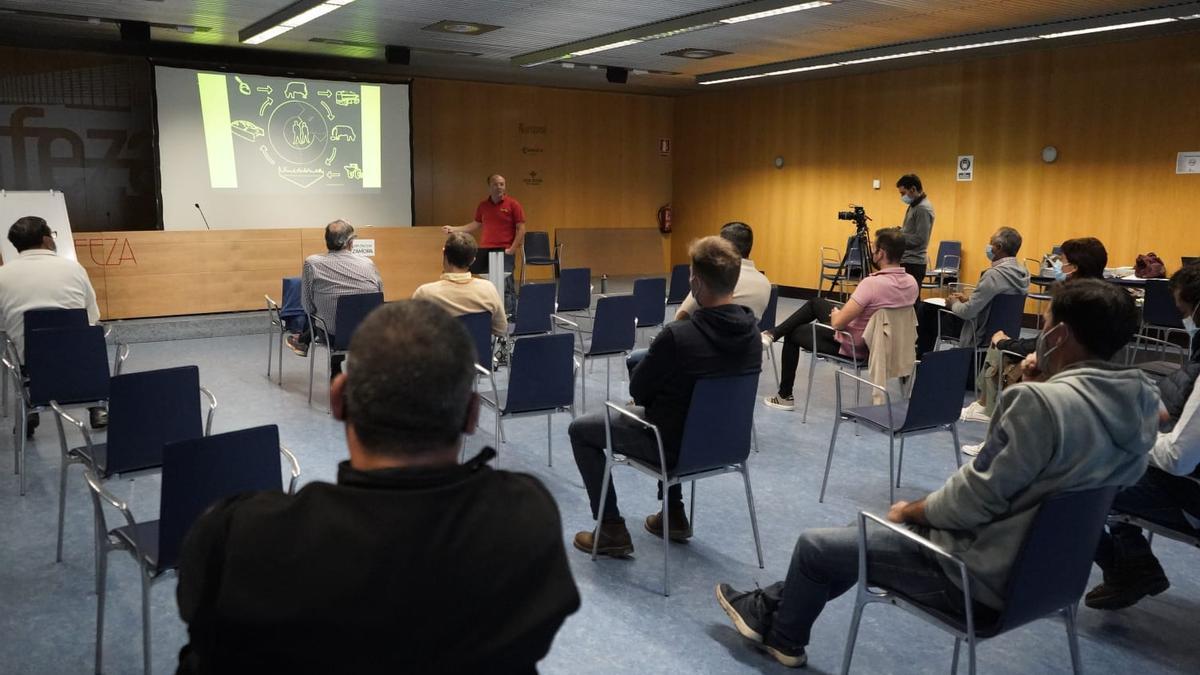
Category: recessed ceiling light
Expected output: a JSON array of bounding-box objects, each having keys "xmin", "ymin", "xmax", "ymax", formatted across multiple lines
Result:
[
  {"xmin": 422, "ymin": 20, "xmax": 502, "ymax": 35},
  {"xmin": 241, "ymin": 0, "xmax": 360, "ymax": 45},
  {"xmin": 663, "ymin": 48, "xmax": 732, "ymax": 59}
]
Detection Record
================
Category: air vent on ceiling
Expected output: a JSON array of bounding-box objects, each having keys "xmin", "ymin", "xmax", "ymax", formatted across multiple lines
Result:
[
  {"xmin": 422, "ymin": 20, "xmax": 502, "ymax": 36},
  {"xmin": 663, "ymin": 48, "xmax": 731, "ymax": 59}
]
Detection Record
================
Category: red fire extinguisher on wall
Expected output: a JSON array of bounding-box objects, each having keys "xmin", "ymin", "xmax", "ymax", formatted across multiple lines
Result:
[{"xmin": 657, "ymin": 203, "xmax": 672, "ymax": 234}]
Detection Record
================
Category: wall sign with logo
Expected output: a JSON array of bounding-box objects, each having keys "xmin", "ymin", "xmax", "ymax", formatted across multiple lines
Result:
[
  {"xmin": 352, "ymin": 238, "xmax": 375, "ymax": 257},
  {"xmin": 659, "ymin": 138, "xmax": 671, "ymax": 156},
  {"xmin": 1177, "ymin": 152, "xmax": 1200, "ymax": 175},
  {"xmin": 956, "ymin": 155, "xmax": 974, "ymax": 182}
]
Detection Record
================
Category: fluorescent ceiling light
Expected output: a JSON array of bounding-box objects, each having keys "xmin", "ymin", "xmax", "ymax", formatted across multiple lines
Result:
[
  {"xmin": 240, "ymin": 0, "xmax": 357, "ymax": 45},
  {"xmin": 930, "ymin": 36, "xmax": 1040, "ymax": 52},
  {"xmin": 569, "ymin": 39, "xmax": 642, "ymax": 57},
  {"xmin": 701, "ymin": 62, "xmax": 838, "ymax": 85},
  {"xmin": 720, "ymin": 1, "xmax": 831, "ymax": 24},
  {"xmin": 839, "ymin": 50, "xmax": 929, "ymax": 65},
  {"xmin": 637, "ymin": 22, "xmax": 720, "ymax": 41},
  {"xmin": 1039, "ymin": 17, "xmax": 1175, "ymax": 39}
]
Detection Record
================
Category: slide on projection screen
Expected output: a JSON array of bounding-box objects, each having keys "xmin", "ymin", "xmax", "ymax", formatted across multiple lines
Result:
[{"xmin": 155, "ymin": 65, "xmax": 412, "ymax": 230}]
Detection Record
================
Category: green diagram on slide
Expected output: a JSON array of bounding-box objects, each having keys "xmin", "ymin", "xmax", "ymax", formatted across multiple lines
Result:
[{"xmin": 197, "ymin": 72, "xmax": 382, "ymax": 191}]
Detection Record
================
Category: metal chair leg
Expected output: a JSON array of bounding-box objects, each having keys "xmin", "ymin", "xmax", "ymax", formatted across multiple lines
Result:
[
  {"xmin": 742, "ymin": 465, "xmax": 765, "ymax": 568},
  {"xmin": 95, "ymin": 540, "xmax": 108, "ymax": 675},
  {"xmin": 819, "ymin": 418, "xmax": 842, "ymax": 503},
  {"xmin": 276, "ymin": 331, "xmax": 284, "ymax": 386},
  {"xmin": 952, "ymin": 637, "xmax": 961, "ymax": 675},
  {"xmin": 895, "ymin": 435, "xmax": 905, "ymax": 489},
  {"xmin": 265, "ymin": 328, "xmax": 273, "ymax": 379},
  {"xmin": 661, "ymin": 475, "xmax": 671, "ymax": 597},
  {"xmin": 546, "ymin": 414, "xmax": 553, "ymax": 467},
  {"xmin": 689, "ymin": 480, "xmax": 697, "ymax": 530},
  {"xmin": 307, "ymin": 341, "xmax": 316, "ymax": 406},
  {"xmin": 1063, "ymin": 603, "xmax": 1083, "ymax": 675},
  {"xmin": 802, "ymin": 349, "xmax": 818, "ymax": 424},
  {"xmin": 140, "ymin": 569, "xmax": 152, "ymax": 675},
  {"xmin": 591, "ymin": 456, "xmax": 615, "ymax": 561},
  {"xmin": 950, "ymin": 424, "xmax": 963, "ymax": 468},
  {"xmin": 888, "ymin": 435, "xmax": 896, "ymax": 504},
  {"xmin": 840, "ymin": 599, "xmax": 866, "ymax": 675},
  {"xmin": 17, "ymin": 402, "xmax": 27, "ymax": 496}
]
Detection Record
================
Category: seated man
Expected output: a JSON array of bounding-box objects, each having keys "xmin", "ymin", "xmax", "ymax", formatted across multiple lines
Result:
[
  {"xmin": 287, "ymin": 219, "xmax": 383, "ymax": 372},
  {"xmin": 762, "ymin": 228, "xmax": 917, "ymax": 411},
  {"xmin": 959, "ymin": 237, "xmax": 1108, "ymax": 448},
  {"xmin": 176, "ymin": 300, "xmax": 579, "ymax": 672},
  {"xmin": 717, "ymin": 279, "xmax": 1156, "ymax": 668},
  {"xmin": 413, "ymin": 232, "xmax": 507, "ymax": 336},
  {"xmin": 917, "ymin": 226, "xmax": 1030, "ymax": 357},
  {"xmin": 0, "ymin": 215, "xmax": 103, "ymax": 434},
  {"xmin": 676, "ymin": 221, "xmax": 771, "ymax": 321},
  {"xmin": 570, "ymin": 236, "xmax": 761, "ymax": 554},
  {"xmin": 1088, "ymin": 263, "xmax": 1200, "ymax": 609}
]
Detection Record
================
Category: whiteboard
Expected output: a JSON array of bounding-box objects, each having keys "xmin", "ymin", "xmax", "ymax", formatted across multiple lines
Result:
[{"xmin": 0, "ymin": 190, "xmax": 79, "ymax": 264}]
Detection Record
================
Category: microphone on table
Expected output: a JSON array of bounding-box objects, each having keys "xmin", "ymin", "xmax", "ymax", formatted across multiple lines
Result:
[{"xmin": 194, "ymin": 203, "xmax": 212, "ymax": 230}]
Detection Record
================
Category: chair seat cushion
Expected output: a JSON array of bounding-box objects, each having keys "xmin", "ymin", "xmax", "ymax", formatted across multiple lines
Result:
[
  {"xmin": 879, "ymin": 586, "xmax": 1003, "ymax": 637},
  {"xmin": 112, "ymin": 520, "xmax": 162, "ymax": 572},
  {"xmin": 842, "ymin": 404, "xmax": 904, "ymax": 431},
  {"xmin": 525, "ymin": 257, "xmax": 557, "ymax": 265}
]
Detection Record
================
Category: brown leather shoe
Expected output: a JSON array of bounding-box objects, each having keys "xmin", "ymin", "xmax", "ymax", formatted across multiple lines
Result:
[
  {"xmin": 644, "ymin": 502, "xmax": 692, "ymax": 542},
  {"xmin": 573, "ymin": 518, "xmax": 634, "ymax": 557}
]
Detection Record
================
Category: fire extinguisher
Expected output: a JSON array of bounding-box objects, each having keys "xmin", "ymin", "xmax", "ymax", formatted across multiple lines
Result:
[{"xmin": 657, "ymin": 203, "xmax": 672, "ymax": 234}]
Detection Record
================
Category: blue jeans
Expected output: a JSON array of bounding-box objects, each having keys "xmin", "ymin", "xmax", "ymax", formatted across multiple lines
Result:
[{"xmin": 763, "ymin": 524, "xmax": 971, "ymax": 650}]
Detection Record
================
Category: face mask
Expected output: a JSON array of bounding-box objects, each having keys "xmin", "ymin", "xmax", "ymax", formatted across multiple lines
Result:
[
  {"xmin": 900, "ymin": 194, "xmax": 913, "ymax": 205},
  {"xmin": 984, "ymin": 244, "xmax": 994, "ymax": 261},
  {"xmin": 1185, "ymin": 307, "xmax": 1199, "ymax": 338},
  {"xmin": 1051, "ymin": 259, "xmax": 1066, "ymax": 282},
  {"xmin": 1036, "ymin": 322, "xmax": 1065, "ymax": 374}
]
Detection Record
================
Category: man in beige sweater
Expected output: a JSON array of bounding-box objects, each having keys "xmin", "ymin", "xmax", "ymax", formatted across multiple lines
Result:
[{"xmin": 413, "ymin": 233, "xmax": 507, "ymax": 336}]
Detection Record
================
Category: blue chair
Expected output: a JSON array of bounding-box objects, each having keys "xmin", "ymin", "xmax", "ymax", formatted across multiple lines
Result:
[
  {"xmin": 307, "ymin": 291, "xmax": 384, "ymax": 408},
  {"xmin": 554, "ymin": 295, "xmax": 637, "ymax": 412},
  {"xmin": 265, "ymin": 276, "xmax": 304, "ymax": 385},
  {"xmin": 759, "ymin": 285, "xmax": 780, "ymax": 390},
  {"xmin": 799, "ymin": 299, "xmax": 867, "ymax": 424},
  {"xmin": 7, "ymin": 326, "xmax": 116, "ymax": 495},
  {"xmin": 592, "ymin": 373, "xmax": 764, "ymax": 596},
  {"xmin": 520, "ymin": 230, "xmax": 561, "ymax": 286},
  {"xmin": 49, "ymin": 365, "xmax": 216, "ymax": 565},
  {"xmin": 1, "ymin": 307, "xmax": 92, "ymax": 449},
  {"xmin": 459, "ymin": 311, "xmax": 505, "ymax": 443},
  {"xmin": 87, "ymin": 425, "xmax": 299, "ymax": 675},
  {"xmin": 937, "ymin": 292, "xmax": 1027, "ymax": 384},
  {"xmin": 819, "ymin": 347, "xmax": 972, "ymax": 504},
  {"xmin": 1134, "ymin": 279, "xmax": 1193, "ymax": 360},
  {"xmin": 841, "ymin": 486, "xmax": 1119, "ymax": 675},
  {"xmin": 556, "ymin": 267, "xmax": 592, "ymax": 315},
  {"xmin": 922, "ymin": 241, "xmax": 962, "ymax": 293},
  {"xmin": 483, "ymin": 333, "xmax": 575, "ymax": 466},
  {"xmin": 819, "ymin": 236, "xmax": 867, "ymax": 301},
  {"xmin": 511, "ymin": 282, "xmax": 557, "ymax": 337},
  {"xmin": 666, "ymin": 263, "xmax": 690, "ymax": 306},
  {"xmin": 632, "ymin": 277, "xmax": 667, "ymax": 344}
]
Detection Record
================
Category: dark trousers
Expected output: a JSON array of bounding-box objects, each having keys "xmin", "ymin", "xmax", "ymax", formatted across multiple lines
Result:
[
  {"xmin": 569, "ymin": 407, "xmax": 683, "ymax": 521},
  {"xmin": 916, "ymin": 302, "xmax": 964, "ymax": 358},
  {"xmin": 1096, "ymin": 466, "xmax": 1200, "ymax": 571},
  {"xmin": 769, "ymin": 298, "xmax": 842, "ymax": 398},
  {"xmin": 472, "ymin": 248, "xmax": 516, "ymax": 317},
  {"xmin": 294, "ymin": 328, "xmax": 345, "ymax": 378},
  {"xmin": 763, "ymin": 524, "xmax": 970, "ymax": 650},
  {"xmin": 902, "ymin": 262, "xmax": 927, "ymax": 299}
]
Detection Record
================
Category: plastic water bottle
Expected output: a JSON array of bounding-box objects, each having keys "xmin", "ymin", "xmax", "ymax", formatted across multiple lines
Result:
[{"xmin": 600, "ymin": 274, "xmax": 608, "ymax": 294}]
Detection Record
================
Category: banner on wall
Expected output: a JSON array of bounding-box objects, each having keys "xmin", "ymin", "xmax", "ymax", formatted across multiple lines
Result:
[{"xmin": 956, "ymin": 155, "xmax": 974, "ymax": 182}]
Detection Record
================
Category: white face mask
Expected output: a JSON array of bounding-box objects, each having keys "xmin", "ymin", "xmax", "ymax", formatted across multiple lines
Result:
[
  {"xmin": 1036, "ymin": 322, "xmax": 1066, "ymax": 374},
  {"xmin": 900, "ymin": 194, "xmax": 913, "ymax": 205},
  {"xmin": 1184, "ymin": 306, "xmax": 1199, "ymax": 338}
]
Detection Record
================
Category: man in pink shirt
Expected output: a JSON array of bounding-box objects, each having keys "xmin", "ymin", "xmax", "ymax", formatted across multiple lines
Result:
[{"xmin": 763, "ymin": 228, "xmax": 918, "ymax": 410}]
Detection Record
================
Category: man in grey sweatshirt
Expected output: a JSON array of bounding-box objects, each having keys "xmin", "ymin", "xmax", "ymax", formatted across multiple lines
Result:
[
  {"xmin": 897, "ymin": 173, "xmax": 934, "ymax": 287},
  {"xmin": 715, "ymin": 279, "xmax": 1157, "ymax": 668}
]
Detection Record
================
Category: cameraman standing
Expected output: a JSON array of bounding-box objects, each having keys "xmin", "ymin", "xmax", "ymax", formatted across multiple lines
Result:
[{"xmin": 896, "ymin": 173, "xmax": 934, "ymax": 287}]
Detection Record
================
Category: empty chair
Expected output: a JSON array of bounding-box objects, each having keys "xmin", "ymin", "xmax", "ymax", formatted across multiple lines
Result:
[
  {"xmin": 511, "ymin": 282, "xmax": 557, "ymax": 337},
  {"xmin": 818, "ymin": 236, "xmax": 866, "ymax": 300},
  {"xmin": 307, "ymin": 291, "xmax": 384, "ymax": 408},
  {"xmin": 666, "ymin": 263, "xmax": 691, "ymax": 306},
  {"xmin": 554, "ymin": 294, "xmax": 637, "ymax": 412},
  {"xmin": 265, "ymin": 276, "xmax": 304, "ymax": 385},
  {"xmin": 520, "ymin": 230, "xmax": 561, "ymax": 285},
  {"xmin": 1183, "ymin": 256, "xmax": 1199, "ymax": 268},
  {"xmin": 841, "ymin": 486, "xmax": 1119, "ymax": 675},
  {"xmin": 820, "ymin": 347, "xmax": 972, "ymax": 504},
  {"xmin": 632, "ymin": 277, "xmax": 668, "ymax": 343},
  {"xmin": 88, "ymin": 425, "xmax": 299, "ymax": 675},
  {"xmin": 1133, "ymin": 279, "xmax": 1193, "ymax": 359},
  {"xmin": 50, "ymin": 365, "xmax": 215, "ymax": 565},
  {"xmin": 482, "ymin": 332, "xmax": 575, "ymax": 466},
  {"xmin": 922, "ymin": 241, "xmax": 962, "ymax": 293},
  {"xmin": 556, "ymin": 267, "xmax": 592, "ymax": 315},
  {"xmin": 459, "ymin": 311, "xmax": 504, "ymax": 442},
  {"xmin": 591, "ymin": 374, "xmax": 764, "ymax": 596},
  {"xmin": 759, "ymin": 286, "xmax": 781, "ymax": 389}
]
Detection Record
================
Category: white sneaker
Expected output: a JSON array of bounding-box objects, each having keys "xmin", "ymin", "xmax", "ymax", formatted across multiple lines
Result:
[
  {"xmin": 961, "ymin": 442, "xmax": 984, "ymax": 457},
  {"xmin": 960, "ymin": 401, "xmax": 990, "ymax": 423},
  {"xmin": 763, "ymin": 395, "xmax": 794, "ymax": 411},
  {"xmin": 761, "ymin": 331, "xmax": 775, "ymax": 348}
]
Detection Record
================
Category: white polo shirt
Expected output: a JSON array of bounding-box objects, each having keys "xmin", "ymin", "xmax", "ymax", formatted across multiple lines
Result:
[{"xmin": 0, "ymin": 248, "xmax": 101, "ymax": 360}]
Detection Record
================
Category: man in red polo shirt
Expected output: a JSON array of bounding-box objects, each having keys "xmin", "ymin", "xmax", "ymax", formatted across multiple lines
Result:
[{"xmin": 444, "ymin": 174, "xmax": 526, "ymax": 314}]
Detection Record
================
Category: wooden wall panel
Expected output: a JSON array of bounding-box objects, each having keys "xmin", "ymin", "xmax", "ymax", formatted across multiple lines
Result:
[
  {"xmin": 554, "ymin": 228, "xmax": 665, "ymax": 277},
  {"xmin": 299, "ymin": 226, "xmax": 447, "ymax": 300},
  {"xmin": 672, "ymin": 32, "xmax": 1200, "ymax": 291}
]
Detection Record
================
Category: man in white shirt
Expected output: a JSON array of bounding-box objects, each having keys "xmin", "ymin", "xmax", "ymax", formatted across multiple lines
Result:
[
  {"xmin": 413, "ymin": 233, "xmax": 507, "ymax": 336},
  {"xmin": 0, "ymin": 216, "xmax": 102, "ymax": 435},
  {"xmin": 675, "ymin": 222, "xmax": 771, "ymax": 321}
]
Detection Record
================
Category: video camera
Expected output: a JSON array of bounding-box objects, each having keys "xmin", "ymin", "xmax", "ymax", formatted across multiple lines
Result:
[{"xmin": 837, "ymin": 205, "xmax": 870, "ymax": 231}]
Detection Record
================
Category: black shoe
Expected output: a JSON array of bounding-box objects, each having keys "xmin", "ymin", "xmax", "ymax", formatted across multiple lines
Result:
[
  {"xmin": 715, "ymin": 583, "xmax": 770, "ymax": 643},
  {"xmin": 1085, "ymin": 564, "xmax": 1170, "ymax": 610},
  {"xmin": 88, "ymin": 406, "xmax": 108, "ymax": 429},
  {"xmin": 764, "ymin": 640, "xmax": 807, "ymax": 668}
]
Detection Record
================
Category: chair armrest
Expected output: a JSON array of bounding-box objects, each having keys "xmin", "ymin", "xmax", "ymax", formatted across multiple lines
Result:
[
  {"xmin": 102, "ymin": 324, "xmax": 113, "ymax": 340},
  {"xmin": 833, "ymin": 369, "xmax": 890, "ymax": 396},
  {"xmin": 603, "ymin": 401, "xmax": 657, "ymax": 430},
  {"xmin": 999, "ymin": 349, "xmax": 1026, "ymax": 361},
  {"xmin": 200, "ymin": 386, "xmax": 218, "ymax": 436},
  {"xmin": 279, "ymin": 445, "xmax": 301, "ymax": 495},
  {"xmin": 813, "ymin": 321, "xmax": 851, "ymax": 339},
  {"xmin": 474, "ymin": 363, "xmax": 491, "ymax": 378},
  {"xmin": 602, "ymin": 402, "xmax": 667, "ymax": 477},
  {"xmin": 1133, "ymin": 335, "xmax": 1188, "ymax": 365},
  {"xmin": 114, "ymin": 342, "xmax": 130, "ymax": 376},
  {"xmin": 84, "ymin": 469, "xmax": 137, "ymax": 529},
  {"xmin": 50, "ymin": 400, "xmax": 95, "ymax": 450},
  {"xmin": 857, "ymin": 512, "xmax": 973, "ymax": 626},
  {"xmin": 551, "ymin": 314, "xmax": 579, "ymax": 329}
]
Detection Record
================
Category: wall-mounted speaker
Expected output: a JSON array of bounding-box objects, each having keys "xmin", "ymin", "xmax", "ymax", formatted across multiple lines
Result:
[
  {"xmin": 605, "ymin": 66, "xmax": 629, "ymax": 84},
  {"xmin": 385, "ymin": 45, "xmax": 411, "ymax": 65},
  {"xmin": 119, "ymin": 21, "xmax": 151, "ymax": 43}
]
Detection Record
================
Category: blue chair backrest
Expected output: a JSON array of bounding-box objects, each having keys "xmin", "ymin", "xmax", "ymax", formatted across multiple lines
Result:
[
  {"xmin": 997, "ymin": 486, "xmax": 1118, "ymax": 632},
  {"xmin": 24, "ymin": 308, "xmax": 89, "ymax": 354},
  {"xmin": 902, "ymin": 348, "xmax": 973, "ymax": 431},
  {"xmin": 557, "ymin": 267, "xmax": 591, "ymax": 313},
  {"xmin": 504, "ymin": 333, "xmax": 574, "ymax": 414},
  {"xmin": 633, "ymin": 277, "xmax": 667, "ymax": 328},
  {"xmin": 459, "ymin": 311, "xmax": 494, "ymax": 371},
  {"xmin": 982, "ymin": 293, "xmax": 1027, "ymax": 343},
  {"xmin": 845, "ymin": 236, "xmax": 864, "ymax": 268},
  {"xmin": 524, "ymin": 231, "xmax": 553, "ymax": 260},
  {"xmin": 26, "ymin": 325, "xmax": 110, "ymax": 407},
  {"xmin": 104, "ymin": 366, "xmax": 204, "ymax": 476},
  {"xmin": 331, "ymin": 292, "xmax": 384, "ymax": 351},
  {"xmin": 1143, "ymin": 280, "xmax": 1182, "ymax": 328},
  {"xmin": 588, "ymin": 295, "xmax": 637, "ymax": 356},
  {"xmin": 674, "ymin": 373, "xmax": 760, "ymax": 475},
  {"xmin": 667, "ymin": 264, "xmax": 690, "ymax": 304},
  {"xmin": 935, "ymin": 241, "xmax": 962, "ymax": 269},
  {"xmin": 513, "ymin": 283, "xmax": 556, "ymax": 335},
  {"xmin": 156, "ymin": 425, "xmax": 283, "ymax": 572},
  {"xmin": 759, "ymin": 285, "xmax": 779, "ymax": 332}
]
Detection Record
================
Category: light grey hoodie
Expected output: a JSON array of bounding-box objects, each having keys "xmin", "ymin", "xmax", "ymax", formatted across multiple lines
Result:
[
  {"xmin": 951, "ymin": 256, "xmax": 1030, "ymax": 346},
  {"xmin": 924, "ymin": 361, "xmax": 1158, "ymax": 610}
]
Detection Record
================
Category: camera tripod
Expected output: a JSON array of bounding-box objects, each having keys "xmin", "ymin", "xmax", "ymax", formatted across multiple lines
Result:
[{"xmin": 824, "ymin": 223, "xmax": 876, "ymax": 298}]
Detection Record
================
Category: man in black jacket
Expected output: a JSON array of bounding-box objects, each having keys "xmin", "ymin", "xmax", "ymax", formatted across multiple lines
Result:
[
  {"xmin": 569, "ymin": 236, "xmax": 762, "ymax": 555},
  {"xmin": 175, "ymin": 301, "xmax": 579, "ymax": 674}
]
